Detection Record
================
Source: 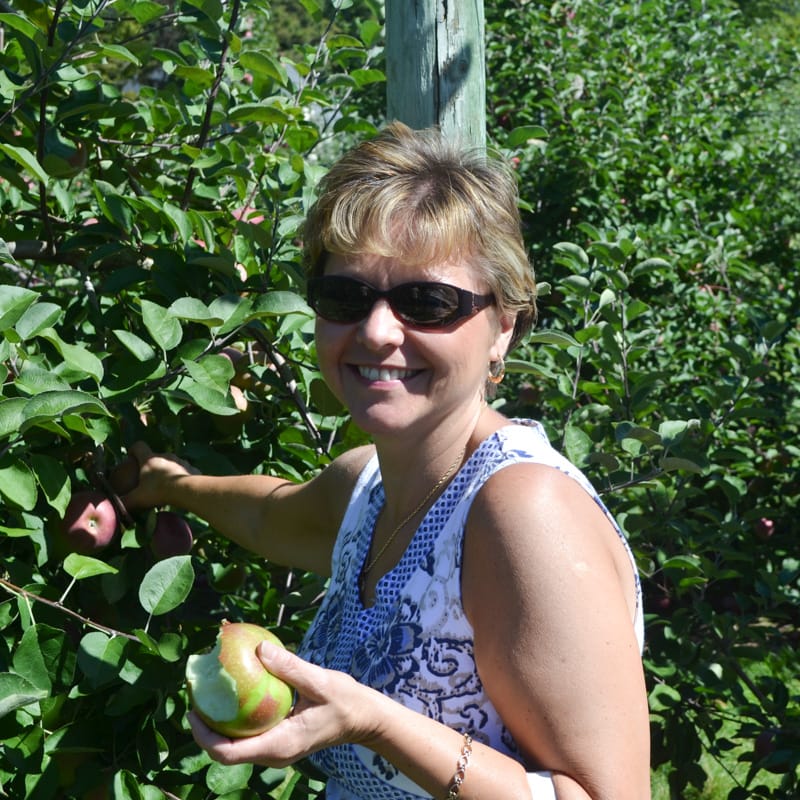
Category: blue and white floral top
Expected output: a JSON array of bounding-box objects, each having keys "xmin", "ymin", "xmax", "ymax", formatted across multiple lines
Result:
[{"xmin": 298, "ymin": 420, "xmax": 644, "ymax": 799}]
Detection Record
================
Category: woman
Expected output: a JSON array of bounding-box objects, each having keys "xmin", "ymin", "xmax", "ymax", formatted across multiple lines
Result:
[{"xmin": 124, "ymin": 123, "xmax": 651, "ymax": 799}]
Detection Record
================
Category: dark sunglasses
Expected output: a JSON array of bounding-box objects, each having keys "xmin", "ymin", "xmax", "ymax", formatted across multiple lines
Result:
[{"xmin": 307, "ymin": 275, "xmax": 494, "ymax": 329}]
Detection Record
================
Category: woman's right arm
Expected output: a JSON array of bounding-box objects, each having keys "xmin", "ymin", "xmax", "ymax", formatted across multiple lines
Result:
[{"xmin": 121, "ymin": 442, "xmax": 373, "ymax": 576}]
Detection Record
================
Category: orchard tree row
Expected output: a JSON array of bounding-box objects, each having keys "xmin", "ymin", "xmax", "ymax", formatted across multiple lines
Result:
[{"xmin": 1, "ymin": 1, "xmax": 798, "ymax": 799}]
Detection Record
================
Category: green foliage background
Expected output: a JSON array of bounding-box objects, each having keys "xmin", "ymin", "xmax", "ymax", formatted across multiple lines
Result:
[{"xmin": 0, "ymin": 1, "xmax": 798, "ymax": 798}]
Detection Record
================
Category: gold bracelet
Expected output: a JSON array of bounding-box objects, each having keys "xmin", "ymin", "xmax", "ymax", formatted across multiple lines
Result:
[{"xmin": 446, "ymin": 733, "xmax": 473, "ymax": 799}]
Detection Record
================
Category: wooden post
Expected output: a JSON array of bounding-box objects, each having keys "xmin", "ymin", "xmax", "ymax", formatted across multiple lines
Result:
[{"xmin": 385, "ymin": 0, "xmax": 486, "ymax": 151}]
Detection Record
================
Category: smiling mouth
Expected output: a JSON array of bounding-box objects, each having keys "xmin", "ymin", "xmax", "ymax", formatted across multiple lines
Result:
[{"xmin": 357, "ymin": 366, "xmax": 419, "ymax": 382}]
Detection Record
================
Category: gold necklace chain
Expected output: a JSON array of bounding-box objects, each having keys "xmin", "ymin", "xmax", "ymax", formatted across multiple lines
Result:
[{"xmin": 359, "ymin": 445, "xmax": 467, "ymax": 594}]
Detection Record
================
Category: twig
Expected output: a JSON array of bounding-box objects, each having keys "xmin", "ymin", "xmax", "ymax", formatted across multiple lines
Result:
[
  {"xmin": 0, "ymin": 576, "xmax": 140, "ymax": 643},
  {"xmin": 180, "ymin": 0, "xmax": 242, "ymax": 210}
]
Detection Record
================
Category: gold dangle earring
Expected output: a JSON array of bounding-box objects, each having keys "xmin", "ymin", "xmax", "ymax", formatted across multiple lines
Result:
[{"xmin": 488, "ymin": 357, "xmax": 506, "ymax": 385}]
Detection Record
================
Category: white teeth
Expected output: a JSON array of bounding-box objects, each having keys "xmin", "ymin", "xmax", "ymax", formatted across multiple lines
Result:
[{"xmin": 359, "ymin": 366, "xmax": 416, "ymax": 381}]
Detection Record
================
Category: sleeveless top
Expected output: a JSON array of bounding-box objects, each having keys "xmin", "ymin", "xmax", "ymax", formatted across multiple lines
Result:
[{"xmin": 297, "ymin": 420, "xmax": 644, "ymax": 799}]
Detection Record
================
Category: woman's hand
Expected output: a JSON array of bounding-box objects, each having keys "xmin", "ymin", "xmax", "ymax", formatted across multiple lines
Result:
[
  {"xmin": 189, "ymin": 641, "xmax": 377, "ymax": 768},
  {"xmin": 121, "ymin": 441, "xmax": 199, "ymax": 512}
]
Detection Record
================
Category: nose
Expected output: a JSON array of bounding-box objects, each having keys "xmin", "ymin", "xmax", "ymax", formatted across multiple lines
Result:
[{"xmin": 356, "ymin": 298, "xmax": 405, "ymax": 349}]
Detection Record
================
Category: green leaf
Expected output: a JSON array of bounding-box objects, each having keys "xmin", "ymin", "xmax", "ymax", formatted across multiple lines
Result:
[
  {"xmin": 168, "ymin": 297, "xmax": 224, "ymax": 326},
  {"xmin": 63, "ymin": 554, "xmax": 120, "ymax": 580},
  {"xmin": 13, "ymin": 624, "xmax": 74, "ymax": 692},
  {"xmin": 662, "ymin": 555, "xmax": 704, "ymax": 574},
  {"xmin": 631, "ymin": 257, "xmax": 671, "ymax": 276},
  {"xmin": 658, "ymin": 419, "xmax": 691, "ymax": 446},
  {"xmin": 239, "ymin": 50, "xmax": 287, "ymax": 84},
  {"xmin": 649, "ymin": 683, "xmax": 682, "ymax": 711},
  {"xmin": 0, "ymin": 285, "xmax": 38, "ymax": 331},
  {"xmin": 615, "ymin": 422, "xmax": 661, "ymax": 447},
  {"xmin": 127, "ymin": 1, "xmax": 167, "ymax": 23},
  {"xmin": 14, "ymin": 302, "xmax": 61, "ymax": 340},
  {"xmin": 553, "ymin": 242, "xmax": 590, "ymax": 269},
  {"xmin": 0, "ymin": 458, "xmax": 38, "ymax": 510},
  {"xmin": 113, "ymin": 329, "xmax": 158, "ymax": 362},
  {"xmin": 506, "ymin": 125, "xmax": 548, "ymax": 147},
  {"xmin": 0, "ymin": 12, "xmax": 45, "ymax": 43},
  {"xmin": 162, "ymin": 202, "xmax": 193, "ymax": 244},
  {"xmin": 228, "ymin": 103, "xmax": 291, "ymax": 125},
  {"xmin": 98, "ymin": 43, "xmax": 140, "ymax": 66},
  {"xmin": 93, "ymin": 180, "xmax": 134, "ymax": 232},
  {"xmin": 21, "ymin": 391, "xmax": 110, "ymax": 434},
  {"xmin": 0, "ymin": 397, "xmax": 27, "ymax": 441},
  {"xmin": 0, "ymin": 143, "xmax": 49, "ymax": 184},
  {"xmin": 174, "ymin": 64, "xmax": 216, "ymax": 90},
  {"xmin": 351, "ymin": 68, "xmax": 385, "ymax": 87},
  {"xmin": 527, "ymin": 330, "xmax": 580, "ymax": 348},
  {"xmin": 0, "ymin": 673, "xmax": 48, "ymax": 719},
  {"xmin": 563, "ymin": 424, "xmax": 593, "ymax": 466},
  {"xmin": 173, "ymin": 378, "xmax": 240, "ymax": 415},
  {"xmin": 183, "ymin": 354, "xmax": 233, "ymax": 391},
  {"xmin": 77, "ymin": 632, "xmax": 127, "ymax": 688},
  {"xmin": 206, "ymin": 761, "xmax": 254, "ymax": 794},
  {"xmin": 138, "ymin": 555, "xmax": 194, "ymax": 615},
  {"xmin": 659, "ymin": 456, "xmax": 704, "ymax": 474},
  {"xmin": 208, "ymin": 293, "xmax": 254, "ymax": 332},
  {"xmin": 30, "ymin": 454, "xmax": 71, "ymax": 516},
  {"xmin": 250, "ymin": 291, "xmax": 313, "ymax": 318},
  {"xmin": 141, "ymin": 299, "xmax": 183, "ymax": 352},
  {"xmin": 36, "ymin": 329, "xmax": 104, "ymax": 383}
]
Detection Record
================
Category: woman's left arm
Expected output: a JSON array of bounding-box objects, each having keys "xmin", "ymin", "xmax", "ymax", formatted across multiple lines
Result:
[{"xmin": 462, "ymin": 462, "xmax": 652, "ymax": 799}]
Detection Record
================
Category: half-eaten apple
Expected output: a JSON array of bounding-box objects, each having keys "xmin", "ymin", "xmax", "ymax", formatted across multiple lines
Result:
[{"xmin": 186, "ymin": 621, "xmax": 293, "ymax": 738}]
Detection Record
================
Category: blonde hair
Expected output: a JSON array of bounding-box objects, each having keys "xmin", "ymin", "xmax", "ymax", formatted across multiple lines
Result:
[{"xmin": 303, "ymin": 121, "xmax": 537, "ymax": 351}]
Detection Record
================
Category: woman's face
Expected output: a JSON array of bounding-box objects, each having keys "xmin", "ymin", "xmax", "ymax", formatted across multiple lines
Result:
[{"xmin": 314, "ymin": 252, "xmax": 514, "ymax": 442}]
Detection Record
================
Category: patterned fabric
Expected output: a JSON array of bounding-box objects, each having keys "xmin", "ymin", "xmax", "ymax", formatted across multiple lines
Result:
[{"xmin": 298, "ymin": 420, "xmax": 644, "ymax": 799}]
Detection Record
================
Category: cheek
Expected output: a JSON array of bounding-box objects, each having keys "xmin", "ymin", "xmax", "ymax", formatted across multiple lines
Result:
[{"xmin": 314, "ymin": 319, "xmax": 346, "ymax": 383}]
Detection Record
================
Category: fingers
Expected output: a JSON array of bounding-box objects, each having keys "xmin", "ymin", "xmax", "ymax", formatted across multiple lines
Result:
[
  {"xmin": 256, "ymin": 641, "xmax": 319, "ymax": 698},
  {"xmin": 256, "ymin": 641, "xmax": 339, "ymax": 701},
  {"xmin": 188, "ymin": 707, "xmax": 304, "ymax": 768}
]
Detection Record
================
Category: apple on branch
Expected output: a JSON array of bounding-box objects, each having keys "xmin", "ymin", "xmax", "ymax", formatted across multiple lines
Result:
[
  {"xmin": 151, "ymin": 511, "xmax": 194, "ymax": 560},
  {"xmin": 59, "ymin": 490, "xmax": 118, "ymax": 555},
  {"xmin": 186, "ymin": 621, "xmax": 293, "ymax": 738},
  {"xmin": 108, "ymin": 455, "xmax": 139, "ymax": 496}
]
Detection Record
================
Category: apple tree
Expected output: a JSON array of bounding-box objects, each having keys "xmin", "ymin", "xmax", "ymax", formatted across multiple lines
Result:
[
  {"xmin": 486, "ymin": 1, "xmax": 800, "ymax": 797},
  {"xmin": 0, "ymin": 1, "xmax": 384, "ymax": 797}
]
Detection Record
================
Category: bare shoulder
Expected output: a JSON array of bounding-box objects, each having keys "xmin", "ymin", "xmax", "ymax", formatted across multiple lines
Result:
[
  {"xmin": 315, "ymin": 445, "xmax": 375, "ymax": 494},
  {"xmin": 461, "ymin": 462, "xmax": 650, "ymax": 795},
  {"xmin": 464, "ymin": 461, "xmax": 634, "ymax": 599}
]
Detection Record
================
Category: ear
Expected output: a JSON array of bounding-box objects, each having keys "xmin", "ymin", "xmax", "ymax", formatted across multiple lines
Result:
[{"xmin": 490, "ymin": 312, "xmax": 516, "ymax": 361}]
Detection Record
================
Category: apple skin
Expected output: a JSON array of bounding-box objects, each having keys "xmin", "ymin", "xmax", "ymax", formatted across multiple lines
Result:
[
  {"xmin": 151, "ymin": 511, "xmax": 194, "ymax": 560},
  {"xmin": 754, "ymin": 517, "xmax": 775, "ymax": 541},
  {"xmin": 60, "ymin": 491, "xmax": 118, "ymax": 554},
  {"xmin": 186, "ymin": 621, "xmax": 293, "ymax": 738},
  {"xmin": 108, "ymin": 456, "xmax": 139, "ymax": 495}
]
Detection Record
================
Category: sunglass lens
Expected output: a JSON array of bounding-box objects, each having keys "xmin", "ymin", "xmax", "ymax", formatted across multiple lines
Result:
[
  {"xmin": 311, "ymin": 277, "xmax": 373, "ymax": 322},
  {"xmin": 394, "ymin": 284, "xmax": 460, "ymax": 326}
]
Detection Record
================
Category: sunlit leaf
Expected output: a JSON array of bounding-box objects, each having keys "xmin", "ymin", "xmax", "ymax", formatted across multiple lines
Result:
[{"xmin": 138, "ymin": 556, "xmax": 194, "ymax": 615}]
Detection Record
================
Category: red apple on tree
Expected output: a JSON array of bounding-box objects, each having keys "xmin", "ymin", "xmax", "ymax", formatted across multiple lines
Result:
[
  {"xmin": 185, "ymin": 621, "xmax": 293, "ymax": 738},
  {"xmin": 60, "ymin": 491, "xmax": 118, "ymax": 554},
  {"xmin": 754, "ymin": 517, "xmax": 775, "ymax": 541},
  {"xmin": 108, "ymin": 455, "xmax": 139, "ymax": 496},
  {"xmin": 151, "ymin": 511, "xmax": 194, "ymax": 560}
]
